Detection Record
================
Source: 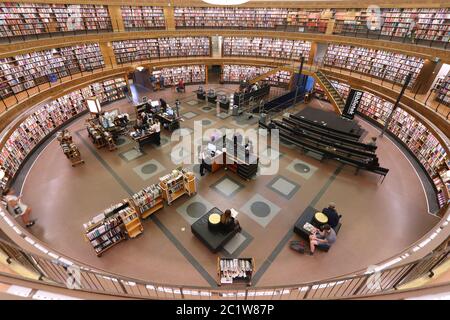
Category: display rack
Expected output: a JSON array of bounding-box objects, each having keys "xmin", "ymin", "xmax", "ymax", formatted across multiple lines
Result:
[
  {"xmin": 83, "ymin": 201, "xmax": 131, "ymax": 256},
  {"xmin": 333, "ymin": 8, "xmax": 450, "ymax": 44},
  {"xmin": 120, "ymin": 6, "xmax": 165, "ymax": 30},
  {"xmin": 151, "ymin": 65, "xmax": 206, "ymax": 86},
  {"xmin": 86, "ymin": 119, "xmax": 116, "ymax": 151},
  {"xmin": 159, "ymin": 168, "xmax": 196, "ymax": 205},
  {"xmin": 323, "ymin": 44, "xmax": 424, "ymax": 87},
  {"xmin": 0, "ymin": 77, "xmax": 126, "ymax": 184},
  {"xmin": 0, "ymin": 43, "xmax": 105, "ymax": 99},
  {"xmin": 223, "ymin": 37, "xmax": 311, "ymax": 61},
  {"xmin": 217, "ymin": 257, "xmax": 254, "ymax": 286},
  {"xmin": 436, "ymin": 72, "xmax": 450, "ymax": 106},
  {"xmin": 118, "ymin": 205, "xmax": 143, "ymax": 239},
  {"xmin": 112, "ymin": 37, "xmax": 211, "ymax": 64},
  {"xmin": 56, "ymin": 130, "xmax": 84, "ymax": 167},
  {"xmin": 130, "ymin": 184, "xmax": 164, "ymax": 219},
  {"xmin": 174, "ymin": 7, "xmax": 329, "ymax": 32},
  {"xmin": 0, "ymin": 3, "xmax": 112, "ymax": 38},
  {"xmin": 221, "ymin": 64, "xmax": 273, "ymax": 83}
]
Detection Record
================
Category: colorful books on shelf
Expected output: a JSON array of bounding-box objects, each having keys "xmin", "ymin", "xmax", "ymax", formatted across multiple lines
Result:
[
  {"xmin": 0, "ymin": 3, "xmax": 112, "ymax": 38},
  {"xmin": 221, "ymin": 65, "xmax": 273, "ymax": 83},
  {"xmin": 130, "ymin": 184, "xmax": 163, "ymax": 219},
  {"xmin": 112, "ymin": 37, "xmax": 210, "ymax": 64},
  {"xmin": 151, "ymin": 65, "xmax": 206, "ymax": 86},
  {"xmin": 120, "ymin": 6, "xmax": 165, "ymax": 30},
  {"xmin": 436, "ymin": 72, "xmax": 450, "ymax": 107},
  {"xmin": 223, "ymin": 37, "xmax": 311, "ymax": 61},
  {"xmin": 218, "ymin": 258, "xmax": 254, "ymax": 285}
]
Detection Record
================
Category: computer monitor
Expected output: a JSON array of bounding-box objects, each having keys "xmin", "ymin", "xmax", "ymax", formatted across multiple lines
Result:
[
  {"xmin": 150, "ymin": 101, "xmax": 159, "ymax": 107},
  {"xmin": 166, "ymin": 108, "xmax": 174, "ymax": 116}
]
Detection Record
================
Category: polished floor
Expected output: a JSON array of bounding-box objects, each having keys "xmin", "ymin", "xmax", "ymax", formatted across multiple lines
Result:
[{"xmin": 18, "ymin": 83, "xmax": 438, "ymax": 288}]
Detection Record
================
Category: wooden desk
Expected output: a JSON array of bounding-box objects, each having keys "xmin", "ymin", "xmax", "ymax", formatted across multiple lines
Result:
[{"xmin": 130, "ymin": 130, "xmax": 156, "ymax": 152}]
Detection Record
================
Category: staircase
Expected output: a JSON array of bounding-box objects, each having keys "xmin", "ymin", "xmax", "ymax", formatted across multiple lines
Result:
[
  {"xmin": 314, "ymin": 71, "xmax": 346, "ymax": 115},
  {"xmin": 249, "ymin": 65, "xmax": 295, "ymax": 85}
]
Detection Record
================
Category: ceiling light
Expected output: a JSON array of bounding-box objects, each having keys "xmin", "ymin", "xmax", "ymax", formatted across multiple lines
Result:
[{"xmin": 202, "ymin": 0, "xmax": 250, "ymax": 5}]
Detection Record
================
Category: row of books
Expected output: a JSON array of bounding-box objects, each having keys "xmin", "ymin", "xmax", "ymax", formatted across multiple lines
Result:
[
  {"xmin": 223, "ymin": 37, "xmax": 311, "ymax": 61},
  {"xmin": 112, "ymin": 37, "xmax": 210, "ymax": 64},
  {"xmin": 436, "ymin": 72, "xmax": 450, "ymax": 106},
  {"xmin": 0, "ymin": 3, "xmax": 112, "ymax": 37},
  {"xmin": 333, "ymin": 8, "xmax": 449, "ymax": 43},
  {"xmin": 174, "ymin": 7, "xmax": 331, "ymax": 30},
  {"xmin": 130, "ymin": 184, "xmax": 162, "ymax": 214},
  {"xmin": 120, "ymin": 6, "xmax": 165, "ymax": 30},
  {"xmin": 0, "ymin": 77, "xmax": 126, "ymax": 182},
  {"xmin": 151, "ymin": 65, "xmax": 206, "ymax": 86},
  {"xmin": 0, "ymin": 43, "xmax": 105, "ymax": 99},
  {"xmin": 329, "ymin": 78, "xmax": 449, "ymax": 206},
  {"xmin": 221, "ymin": 64, "xmax": 273, "ymax": 83},
  {"xmin": 323, "ymin": 44, "xmax": 424, "ymax": 86}
]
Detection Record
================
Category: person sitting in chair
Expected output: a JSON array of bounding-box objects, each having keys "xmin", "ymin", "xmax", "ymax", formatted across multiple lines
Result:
[
  {"xmin": 309, "ymin": 224, "xmax": 336, "ymax": 255},
  {"xmin": 322, "ymin": 202, "xmax": 341, "ymax": 230},
  {"xmin": 220, "ymin": 209, "xmax": 241, "ymax": 233}
]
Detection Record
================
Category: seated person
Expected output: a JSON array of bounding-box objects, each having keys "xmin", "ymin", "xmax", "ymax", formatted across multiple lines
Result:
[
  {"xmin": 308, "ymin": 224, "xmax": 336, "ymax": 255},
  {"xmin": 322, "ymin": 202, "xmax": 341, "ymax": 230},
  {"xmin": 220, "ymin": 209, "xmax": 241, "ymax": 233},
  {"xmin": 197, "ymin": 86, "xmax": 205, "ymax": 94}
]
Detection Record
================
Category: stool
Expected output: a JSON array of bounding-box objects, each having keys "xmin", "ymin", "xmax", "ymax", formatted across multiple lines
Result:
[
  {"xmin": 312, "ymin": 212, "xmax": 328, "ymax": 228},
  {"xmin": 208, "ymin": 213, "xmax": 221, "ymax": 231}
]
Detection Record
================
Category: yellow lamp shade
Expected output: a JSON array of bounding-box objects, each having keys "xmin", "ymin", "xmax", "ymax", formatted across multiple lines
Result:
[
  {"xmin": 209, "ymin": 213, "xmax": 221, "ymax": 225},
  {"xmin": 315, "ymin": 212, "xmax": 328, "ymax": 224}
]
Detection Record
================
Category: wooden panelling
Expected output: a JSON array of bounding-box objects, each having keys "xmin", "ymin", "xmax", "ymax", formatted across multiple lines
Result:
[{"xmin": 108, "ymin": 5, "xmax": 125, "ymax": 32}]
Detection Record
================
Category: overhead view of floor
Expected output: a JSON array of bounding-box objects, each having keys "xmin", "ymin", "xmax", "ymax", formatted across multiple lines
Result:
[{"xmin": 16, "ymin": 82, "xmax": 439, "ymax": 288}]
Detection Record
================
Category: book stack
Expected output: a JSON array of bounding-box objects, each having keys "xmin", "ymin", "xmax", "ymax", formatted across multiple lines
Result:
[
  {"xmin": 120, "ymin": 6, "xmax": 165, "ymax": 30},
  {"xmin": 223, "ymin": 37, "xmax": 311, "ymax": 60},
  {"xmin": 152, "ymin": 65, "xmax": 206, "ymax": 86},
  {"xmin": 0, "ymin": 43, "xmax": 105, "ymax": 99}
]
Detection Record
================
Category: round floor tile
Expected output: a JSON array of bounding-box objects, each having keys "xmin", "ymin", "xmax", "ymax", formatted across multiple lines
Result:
[
  {"xmin": 116, "ymin": 137, "xmax": 126, "ymax": 145},
  {"xmin": 250, "ymin": 201, "xmax": 271, "ymax": 218},
  {"xmin": 202, "ymin": 119, "xmax": 212, "ymax": 126},
  {"xmin": 202, "ymin": 106, "xmax": 212, "ymax": 111},
  {"xmin": 294, "ymin": 163, "xmax": 311, "ymax": 173},
  {"xmin": 186, "ymin": 202, "xmax": 207, "ymax": 218},
  {"xmin": 141, "ymin": 163, "xmax": 158, "ymax": 174}
]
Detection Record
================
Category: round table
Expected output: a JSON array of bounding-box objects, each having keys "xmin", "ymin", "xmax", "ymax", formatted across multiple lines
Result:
[
  {"xmin": 312, "ymin": 212, "xmax": 328, "ymax": 228},
  {"xmin": 208, "ymin": 213, "xmax": 221, "ymax": 231}
]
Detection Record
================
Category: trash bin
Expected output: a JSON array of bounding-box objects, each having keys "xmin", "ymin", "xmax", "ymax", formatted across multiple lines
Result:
[{"xmin": 232, "ymin": 105, "xmax": 239, "ymax": 116}]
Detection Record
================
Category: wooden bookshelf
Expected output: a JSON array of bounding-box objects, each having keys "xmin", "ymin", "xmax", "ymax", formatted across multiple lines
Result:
[
  {"xmin": 0, "ymin": 77, "xmax": 126, "ymax": 184},
  {"xmin": 159, "ymin": 168, "xmax": 196, "ymax": 205},
  {"xmin": 436, "ymin": 72, "xmax": 450, "ymax": 107},
  {"xmin": 221, "ymin": 64, "xmax": 273, "ymax": 83},
  {"xmin": 223, "ymin": 37, "xmax": 311, "ymax": 61},
  {"xmin": 112, "ymin": 37, "xmax": 211, "ymax": 64},
  {"xmin": 0, "ymin": 3, "xmax": 112, "ymax": 38},
  {"xmin": 119, "ymin": 205, "xmax": 143, "ymax": 239},
  {"xmin": 120, "ymin": 6, "xmax": 165, "ymax": 30},
  {"xmin": 323, "ymin": 44, "xmax": 424, "ymax": 87},
  {"xmin": 130, "ymin": 184, "xmax": 164, "ymax": 219},
  {"xmin": 333, "ymin": 8, "xmax": 449, "ymax": 44},
  {"xmin": 174, "ymin": 7, "xmax": 329, "ymax": 33},
  {"xmin": 0, "ymin": 43, "xmax": 105, "ymax": 99},
  {"xmin": 151, "ymin": 65, "xmax": 206, "ymax": 86},
  {"xmin": 217, "ymin": 257, "xmax": 254, "ymax": 286}
]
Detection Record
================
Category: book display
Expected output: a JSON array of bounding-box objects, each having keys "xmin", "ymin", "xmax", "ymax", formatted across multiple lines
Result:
[
  {"xmin": 0, "ymin": 77, "xmax": 126, "ymax": 184},
  {"xmin": 112, "ymin": 37, "xmax": 210, "ymax": 64},
  {"xmin": 333, "ymin": 8, "xmax": 450, "ymax": 44},
  {"xmin": 323, "ymin": 44, "xmax": 424, "ymax": 86},
  {"xmin": 217, "ymin": 257, "xmax": 254, "ymax": 285},
  {"xmin": 86, "ymin": 119, "xmax": 116, "ymax": 151},
  {"xmin": 265, "ymin": 70, "xmax": 292, "ymax": 88},
  {"xmin": 330, "ymin": 80, "xmax": 351, "ymax": 100},
  {"xmin": 221, "ymin": 64, "xmax": 273, "ymax": 83},
  {"xmin": 223, "ymin": 37, "xmax": 311, "ymax": 61},
  {"xmin": 0, "ymin": 43, "xmax": 105, "ymax": 99},
  {"xmin": 0, "ymin": 3, "xmax": 112, "ymax": 38},
  {"xmin": 151, "ymin": 65, "xmax": 206, "ymax": 86},
  {"xmin": 83, "ymin": 201, "xmax": 141, "ymax": 256},
  {"xmin": 56, "ymin": 129, "xmax": 84, "ymax": 167},
  {"xmin": 174, "ymin": 7, "xmax": 329, "ymax": 32},
  {"xmin": 130, "ymin": 184, "xmax": 164, "ymax": 219},
  {"xmin": 436, "ymin": 72, "xmax": 450, "ymax": 106},
  {"xmin": 159, "ymin": 168, "xmax": 196, "ymax": 205},
  {"xmin": 359, "ymin": 91, "xmax": 394, "ymax": 125},
  {"xmin": 120, "ymin": 6, "xmax": 165, "ymax": 30}
]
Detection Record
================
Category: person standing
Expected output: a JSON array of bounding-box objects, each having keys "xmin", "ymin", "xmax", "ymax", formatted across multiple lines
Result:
[
  {"xmin": 199, "ymin": 146, "xmax": 206, "ymax": 176},
  {"xmin": 3, "ymin": 188, "xmax": 35, "ymax": 227},
  {"xmin": 152, "ymin": 119, "xmax": 161, "ymax": 146},
  {"xmin": 159, "ymin": 75, "xmax": 165, "ymax": 90}
]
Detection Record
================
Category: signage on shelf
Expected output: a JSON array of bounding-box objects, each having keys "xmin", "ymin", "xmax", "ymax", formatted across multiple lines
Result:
[{"xmin": 342, "ymin": 89, "xmax": 364, "ymax": 119}]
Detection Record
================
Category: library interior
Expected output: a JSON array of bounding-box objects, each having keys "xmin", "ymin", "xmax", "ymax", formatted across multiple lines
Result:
[{"xmin": 0, "ymin": 0, "xmax": 449, "ymax": 301}]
